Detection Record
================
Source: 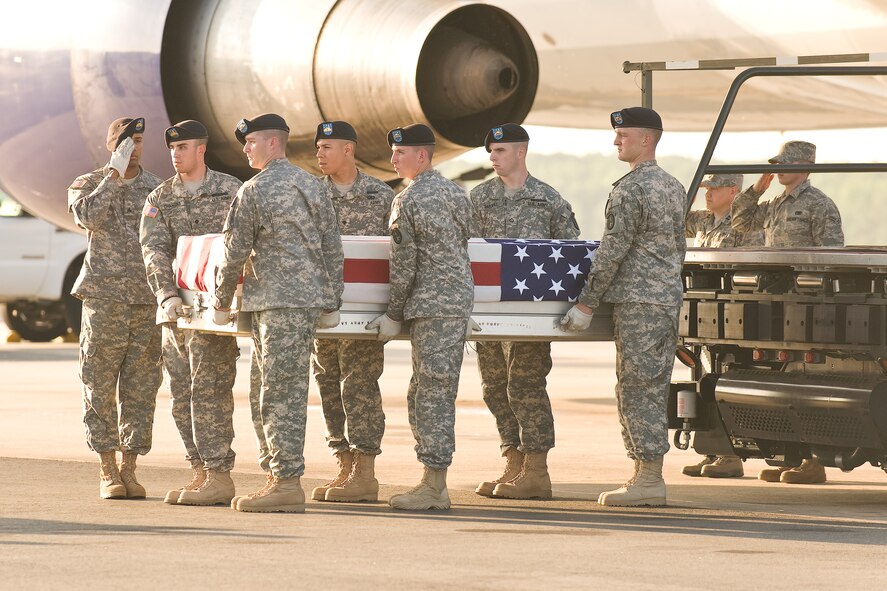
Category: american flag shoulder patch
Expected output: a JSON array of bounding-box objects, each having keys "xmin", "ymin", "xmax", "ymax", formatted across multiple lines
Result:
[{"xmin": 144, "ymin": 204, "xmax": 159, "ymax": 218}]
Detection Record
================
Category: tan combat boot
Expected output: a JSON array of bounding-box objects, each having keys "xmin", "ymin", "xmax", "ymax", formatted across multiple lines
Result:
[
  {"xmin": 325, "ymin": 452, "xmax": 379, "ymax": 502},
  {"xmin": 389, "ymin": 466, "xmax": 450, "ymax": 510},
  {"xmin": 98, "ymin": 451, "xmax": 126, "ymax": 499},
  {"xmin": 758, "ymin": 465, "xmax": 792, "ymax": 482},
  {"xmin": 599, "ymin": 457, "xmax": 666, "ymax": 507},
  {"xmin": 311, "ymin": 450, "xmax": 353, "ymax": 501},
  {"xmin": 235, "ymin": 476, "xmax": 306, "ymax": 513},
  {"xmin": 681, "ymin": 455, "xmax": 715, "ymax": 477},
  {"xmin": 491, "ymin": 451, "xmax": 552, "ymax": 499},
  {"xmin": 780, "ymin": 458, "xmax": 827, "ymax": 484},
  {"xmin": 700, "ymin": 455, "xmax": 744, "ymax": 478},
  {"xmin": 164, "ymin": 466, "xmax": 207, "ymax": 504},
  {"xmin": 476, "ymin": 448, "xmax": 524, "ymax": 497},
  {"xmin": 118, "ymin": 452, "xmax": 146, "ymax": 499},
  {"xmin": 231, "ymin": 472, "xmax": 275, "ymax": 509},
  {"xmin": 178, "ymin": 469, "xmax": 236, "ymax": 505}
]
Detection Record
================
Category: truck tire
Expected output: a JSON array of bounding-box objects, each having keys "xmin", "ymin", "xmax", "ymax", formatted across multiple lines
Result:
[{"xmin": 4, "ymin": 300, "xmax": 69, "ymax": 342}]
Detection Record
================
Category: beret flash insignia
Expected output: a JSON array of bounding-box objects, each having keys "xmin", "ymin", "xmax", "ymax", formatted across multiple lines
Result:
[
  {"xmin": 392, "ymin": 129, "xmax": 403, "ymax": 143},
  {"xmin": 492, "ymin": 126, "xmax": 504, "ymax": 140}
]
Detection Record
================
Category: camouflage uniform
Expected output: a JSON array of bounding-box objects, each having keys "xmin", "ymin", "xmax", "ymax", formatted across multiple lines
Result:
[
  {"xmin": 470, "ymin": 175, "xmax": 580, "ymax": 453},
  {"xmin": 731, "ymin": 180, "xmax": 844, "ymax": 247},
  {"xmin": 312, "ymin": 171, "xmax": 393, "ymax": 456},
  {"xmin": 388, "ymin": 168, "xmax": 474, "ymax": 470},
  {"xmin": 68, "ymin": 166, "xmax": 163, "ymax": 454},
  {"xmin": 578, "ymin": 160, "xmax": 686, "ymax": 461},
  {"xmin": 140, "ymin": 169, "xmax": 242, "ymax": 471},
  {"xmin": 685, "ymin": 210, "xmax": 764, "ymax": 248},
  {"xmin": 214, "ymin": 157, "xmax": 343, "ymax": 478}
]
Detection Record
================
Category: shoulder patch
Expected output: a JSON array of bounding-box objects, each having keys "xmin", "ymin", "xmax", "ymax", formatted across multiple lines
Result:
[
  {"xmin": 69, "ymin": 178, "xmax": 88, "ymax": 190},
  {"xmin": 391, "ymin": 224, "xmax": 402, "ymax": 244},
  {"xmin": 143, "ymin": 204, "xmax": 159, "ymax": 218}
]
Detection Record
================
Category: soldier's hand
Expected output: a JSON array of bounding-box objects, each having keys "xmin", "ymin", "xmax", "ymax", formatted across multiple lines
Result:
[
  {"xmin": 316, "ymin": 309, "xmax": 340, "ymax": 329},
  {"xmin": 365, "ymin": 313, "xmax": 401, "ymax": 342},
  {"xmin": 161, "ymin": 296, "xmax": 187, "ymax": 320},
  {"xmin": 109, "ymin": 137, "xmax": 135, "ymax": 177},
  {"xmin": 465, "ymin": 318, "xmax": 481, "ymax": 340},
  {"xmin": 212, "ymin": 307, "xmax": 234, "ymax": 326},
  {"xmin": 559, "ymin": 304, "xmax": 594, "ymax": 332},
  {"xmin": 753, "ymin": 173, "xmax": 774, "ymax": 194}
]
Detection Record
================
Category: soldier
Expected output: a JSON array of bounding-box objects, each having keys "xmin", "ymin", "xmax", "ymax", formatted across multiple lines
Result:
[
  {"xmin": 365, "ymin": 124, "xmax": 475, "ymax": 511},
  {"xmin": 470, "ymin": 123, "xmax": 580, "ymax": 500},
  {"xmin": 732, "ymin": 140, "xmax": 843, "ymax": 485},
  {"xmin": 140, "ymin": 120, "xmax": 243, "ymax": 506},
  {"xmin": 213, "ymin": 114, "xmax": 343, "ymax": 513},
  {"xmin": 560, "ymin": 107, "xmax": 686, "ymax": 507},
  {"xmin": 309, "ymin": 121, "xmax": 393, "ymax": 503},
  {"xmin": 682, "ymin": 173, "xmax": 752, "ymax": 480},
  {"xmin": 68, "ymin": 117, "xmax": 163, "ymax": 499}
]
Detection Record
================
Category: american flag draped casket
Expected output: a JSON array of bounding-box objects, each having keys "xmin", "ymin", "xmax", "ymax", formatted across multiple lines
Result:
[{"xmin": 174, "ymin": 234, "xmax": 614, "ymax": 341}]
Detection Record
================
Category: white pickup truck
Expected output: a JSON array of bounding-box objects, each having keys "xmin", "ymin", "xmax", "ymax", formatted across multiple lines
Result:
[{"xmin": 0, "ymin": 192, "xmax": 86, "ymax": 341}]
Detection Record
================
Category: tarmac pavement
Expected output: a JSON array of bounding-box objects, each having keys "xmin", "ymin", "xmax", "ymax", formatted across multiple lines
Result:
[{"xmin": 2, "ymin": 321, "xmax": 887, "ymax": 589}]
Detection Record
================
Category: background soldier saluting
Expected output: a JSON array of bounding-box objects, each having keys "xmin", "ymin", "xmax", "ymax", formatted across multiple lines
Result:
[
  {"xmin": 140, "ymin": 120, "xmax": 243, "ymax": 506},
  {"xmin": 310, "ymin": 121, "xmax": 393, "ymax": 504},
  {"xmin": 470, "ymin": 123, "xmax": 580, "ymax": 500},
  {"xmin": 68, "ymin": 117, "xmax": 163, "ymax": 500}
]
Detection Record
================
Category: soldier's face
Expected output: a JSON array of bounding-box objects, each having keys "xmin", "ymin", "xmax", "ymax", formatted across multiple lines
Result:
[
  {"xmin": 705, "ymin": 186, "xmax": 736, "ymax": 215},
  {"xmin": 128, "ymin": 134, "xmax": 144, "ymax": 168},
  {"xmin": 489, "ymin": 143, "xmax": 520, "ymax": 177},
  {"xmin": 169, "ymin": 139, "xmax": 205, "ymax": 175},
  {"xmin": 390, "ymin": 145, "xmax": 421, "ymax": 179},
  {"xmin": 776, "ymin": 163, "xmax": 809, "ymax": 187},
  {"xmin": 243, "ymin": 132, "xmax": 273, "ymax": 170},
  {"xmin": 316, "ymin": 139, "xmax": 351, "ymax": 175},
  {"xmin": 613, "ymin": 128, "xmax": 644, "ymax": 163}
]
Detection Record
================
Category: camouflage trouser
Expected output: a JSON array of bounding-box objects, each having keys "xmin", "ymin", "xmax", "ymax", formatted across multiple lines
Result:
[
  {"xmin": 408, "ymin": 317, "xmax": 467, "ymax": 470},
  {"xmin": 79, "ymin": 298, "xmax": 162, "ymax": 454},
  {"xmin": 161, "ymin": 325, "xmax": 239, "ymax": 471},
  {"xmin": 250, "ymin": 307, "xmax": 320, "ymax": 478},
  {"xmin": 476, "ymin": 341, "xmax": 555, "ymax": 454},
  {"xmin": 613, "ymin": 302, "xmax": 680, "ymax": 461},
  {"xmin": 312, "ymin": 338, "xmax": 386, "ymax": 455}
]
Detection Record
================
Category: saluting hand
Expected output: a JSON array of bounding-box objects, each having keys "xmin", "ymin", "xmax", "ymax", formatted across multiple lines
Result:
[
  {"xmin": 753, "ymin": 173, "xmax": 774, "ymax": 194},
  {"xmin": 109, "ymin": 137, "xmax": 135, "ymax": 178}
]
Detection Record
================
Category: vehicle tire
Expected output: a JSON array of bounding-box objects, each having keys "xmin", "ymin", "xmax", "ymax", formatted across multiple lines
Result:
[
  {"xmin": 63, "ymin": 254, "xmax": 85, "ymax": 336},
  {"xmin": 4, "ymin": 300, "xmax": 69, "ymax": 342}
]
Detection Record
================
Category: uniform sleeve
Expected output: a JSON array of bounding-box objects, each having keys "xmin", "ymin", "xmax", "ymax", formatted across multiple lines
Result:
[
  {"xmin": 385, "ymin": 198, "xmax": 417, "ymax": 321},
  {"xmin": 319, "ymin": 198, "xmax": 344, "ymax": 309},
  {"xmin": 551, "ymin": 198, "xmax": 581, "ymax": 240},
  {"xmin": 382, "ymin": 186, "xmax": 395, "ymax": 236},
  {"xmin": 685, "ymin": 210, "xmax": 708, "ymax": 238},
  {"xmin": 731, "ymin": 186, "xmax": 767, "ymax": 236},
  {"xmin": 468, "ymin": 185, "xmax": 484, "ymax": 238},
  {"xmin": 67, "ymin": 173, "xmax": 120, "ymax": 230},
  {"xmin": 213, "ymin": 186, "xmax": 259, "ymax": 309},
  {"xmin": 812, "ymin": 197, "xmax": 845, "ymax": 247},
  {"xmin": 139, "ymin": 189, "xmax": 178, "ymax": 303},
  {"xmin": 578, "ymin": 186, "xmax": 643, "ymax": 309}
]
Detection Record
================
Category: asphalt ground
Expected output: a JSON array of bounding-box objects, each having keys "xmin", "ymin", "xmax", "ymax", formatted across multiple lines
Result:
[{"xmin": 2, "ymin": 320, "xmax": 887, "ymax": 589}]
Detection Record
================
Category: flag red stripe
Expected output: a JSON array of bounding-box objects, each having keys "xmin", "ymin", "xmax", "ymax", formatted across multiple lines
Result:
[
  {"xmin": 344, "ymin": 259, "xmax": 389, "ymax": 283},
  {"xmin": 472, "ymin": 261, "xmax": 500, "ymax": 286}
]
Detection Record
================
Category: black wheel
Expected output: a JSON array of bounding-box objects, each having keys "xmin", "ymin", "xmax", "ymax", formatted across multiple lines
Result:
[{"xmin": 4, "ymin": 300, "xmax": 69, "ymax": 342}]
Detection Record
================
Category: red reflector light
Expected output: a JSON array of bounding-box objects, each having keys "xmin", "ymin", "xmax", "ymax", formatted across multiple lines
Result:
[
  {"xmin": 753, "ymin": 350, "xmax": 765, "ymax": 361},
  {"xmin": 777, "ymin": 351, "xmax": 790, "ymax": 362}
]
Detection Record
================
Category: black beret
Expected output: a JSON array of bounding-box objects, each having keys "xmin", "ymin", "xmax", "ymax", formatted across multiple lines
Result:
[
  {"xmin": 106, "ymin": 117, "xmax": 145, "ymax": 151},
  {"xmin": 315, "ymin": 121, "xmax": 358, "ymax": 145},
  {"xmin": 484, "ymin": 123, "xmax": 530, "ymax": 152},
  {"xmin": 387, "ymin": 123, "xmax": 435, "ymax": 147},
  {"xmin": 610, "ymin": 107, "xmax": 663, "ymax": 131},
  {"xmin": 164, "ymin": 120, "xmax": 208, "ymax": 147},
  {"xmin": 235, "ymin": 113, "xmax": 290, "ymax": 145}
]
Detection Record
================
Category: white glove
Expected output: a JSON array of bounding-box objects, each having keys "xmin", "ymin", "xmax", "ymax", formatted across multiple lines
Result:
[
  {"xmin": 212, "ymin": 308, "xmax": 234, "ymax": 326},
  {"xmin": 465, "ymin": 318, "xmax": 481, "ymax": 340},
  {"xmin": 109, "ymin": 137, "xmax": 135, "ymax": 177},
  {"xmin": 365, "ymin": 313, "xmax": 402, "ymax": 342},
  {"xmin": 316, "ymin": 310, "xmax": 340, "ymax": 329},
  {"xmin": 161, "ymin": 296, "xmax": 187, "ymax": 321},
  {"xmin": 560, "ymin": 305, "xmax": 594, "ymax": 332}
]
